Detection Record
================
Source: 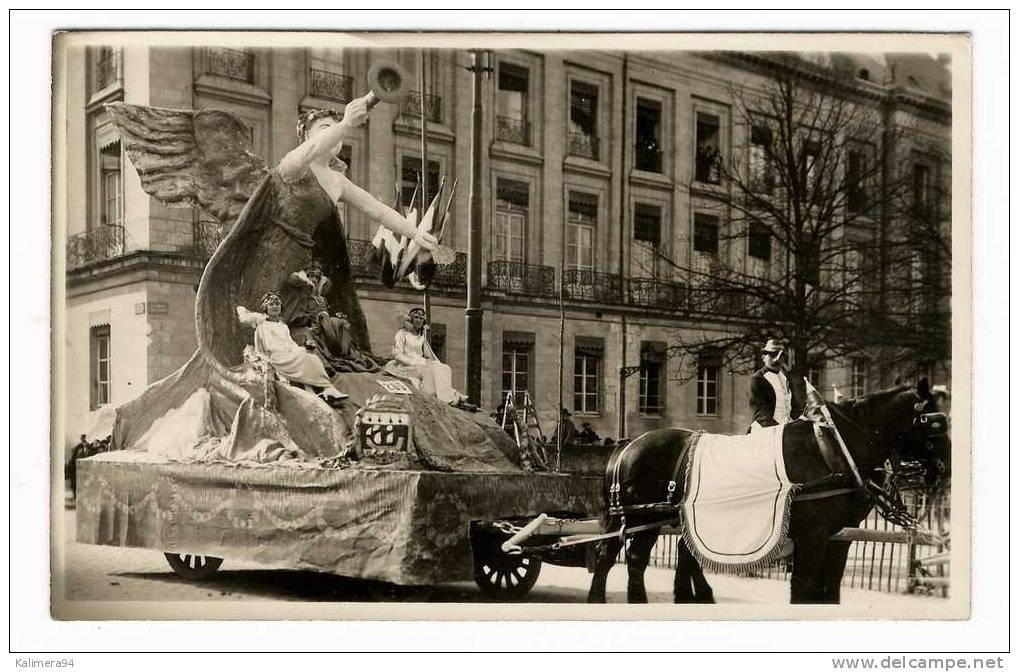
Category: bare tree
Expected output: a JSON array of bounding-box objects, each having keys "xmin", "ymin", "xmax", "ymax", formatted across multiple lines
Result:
[{"xmin": 651, "ymin": 56, "xmax": 951, "ymax": 396}]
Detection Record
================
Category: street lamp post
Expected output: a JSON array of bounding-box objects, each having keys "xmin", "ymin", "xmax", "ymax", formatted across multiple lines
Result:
[{"xmin": 465, "ymin": 50, "xmax": 491, "ymax": 405}]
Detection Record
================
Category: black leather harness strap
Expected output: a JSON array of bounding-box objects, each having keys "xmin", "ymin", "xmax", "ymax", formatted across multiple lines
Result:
[{"xmin": 665, "ymin": 431, "xmax": 701, "ymax": 506}]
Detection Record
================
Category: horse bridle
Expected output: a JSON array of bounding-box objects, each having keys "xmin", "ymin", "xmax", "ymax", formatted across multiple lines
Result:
[{"xmin": 824, "ymin": 399, "xmax": 949, "ymax": 530}]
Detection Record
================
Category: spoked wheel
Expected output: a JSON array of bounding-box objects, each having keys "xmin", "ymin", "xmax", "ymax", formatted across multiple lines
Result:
[
  {"xmin": 164, "ymin": 552, "xmax": 223, "ymax": 580},
  {"xmin": 473, "ymin": 552, "xmax": 542, "ymax": 600}
]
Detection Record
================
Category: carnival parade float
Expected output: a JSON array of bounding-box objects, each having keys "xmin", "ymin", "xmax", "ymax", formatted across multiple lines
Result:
[{"xmin": 74, "ymin": 66, "xmax": 601, "ymax": 597}]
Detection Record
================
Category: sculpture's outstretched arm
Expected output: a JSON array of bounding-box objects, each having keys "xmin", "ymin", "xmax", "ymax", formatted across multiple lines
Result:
[
  {"xmin": 337, "ymin": 173, "xmax": 437, "ymax": 250},
  {"xmin": 279, "ymin": 96, "xmax": 369, "ymax": 183}
]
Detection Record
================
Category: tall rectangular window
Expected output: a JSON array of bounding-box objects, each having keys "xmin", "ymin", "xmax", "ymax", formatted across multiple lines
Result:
[
  {"xmin": 808, "ymin": 360, "xmax": 824, "ymax": 393},
  {"xmin": 913, "ymin": 163, "xmax": 933, "ymax": 219},
  {"xmin": 308, "ymin": 48, "xmax": 352, "ymax": 103},
  {"xmin": 494, "ymin": 178, "xmax": 528, "ymax": 262},
  {"xmin": 568, "ymin": 80, "xmax": 599, "ymax": 160},
  {"xmin": 100, "ymin": 142, "xmax": 122, "ymax": 227},
  {"xmin": 89, "ymin": 325, "xmax": 111, "ymax": 410},
  {"xmin": 846, "ymin": 149, "xmax": 868, "ymax": 214},
  {"xmin": 633, "ymin": 203, "xmax": 662, "ymax": 278},
  {"xmin": 750, "ymin": 124, "xmax": 773, "ymax": 192},
  {"xmin": 639, "ymin": 342, "xmax": 667, "ymax": 415},
  {"xmin": 635, "ymin": 98, "xmax": 663, "ymax": 173},
  {"xmin": 696, "ymin": 362, "xmax": 720, "ymax": 416},
  {"xmin": 567, "ymin": 191, "xmax": 597, "ymax": 271},
  {"xmin": 497, "ymin": 62, "xmax": 531, "ymax": 145},
  {"xmin": 748, "ymin": 220, "xmax": 771, "ymax": 261},
  {"xmin": 693, "ymin": 212, "xmax": 719, "ymax": 255},
  {"xmin": 695, "ymin": 112, "xmax": 721, "ymax": 184},
  {"xmin": 573, "ymin": 339, "xmax": 603, "ymax": 415},
  {"xmin": 501, "ymin": 334, "xmax": 533, "ymax": 407},
  {"xmin": 400, "ymin": 156, "xmax": 441, "ymax": 211},
  {"xmin": 801, "ymin": 140, "xmax": 821, "ymax": 194},
  {"xmin": 851, "ymin": 358, "xmax": 869, "ymax": 398},
  {"xmin": 92, "ymin": 46, "xmax": 121, "ymax": 93}
]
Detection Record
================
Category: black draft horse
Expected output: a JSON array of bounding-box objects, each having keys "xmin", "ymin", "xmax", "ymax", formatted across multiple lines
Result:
[{"xmin": 587, "ymin": 380, "xmax": 950, "ymax": 604}]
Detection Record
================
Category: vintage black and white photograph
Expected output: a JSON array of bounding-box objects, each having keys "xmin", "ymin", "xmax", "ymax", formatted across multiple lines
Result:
[{"xmin": 49, "ymin": 30, "xmax": 969, "ymax": 621}]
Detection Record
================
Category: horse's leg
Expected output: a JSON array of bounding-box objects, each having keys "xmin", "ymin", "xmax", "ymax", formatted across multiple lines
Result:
[
  {"xmin": 674, "ymin": 542, "xmax": 715, "ymax": 603},
  {"xmin": 819, "ymin": 540, "xmax": 852, "ymax": 604},
  {"xmin": 625, "ymin": 530, "xmax": 659, "ymax": 603},
  {"xmin": 673, "ymin": 539, "xmax": 696, "ymax": 603},
  {"xmin": 789, "ymin": 534, "xmax": 830, "ymax": 604},
  {"xmin": 587, "ymin": 536, "xmax": 623, "ymax": 603},
  {"xmin": 683, "ymin": 546, "xmax": 716, "ymax": 603}
]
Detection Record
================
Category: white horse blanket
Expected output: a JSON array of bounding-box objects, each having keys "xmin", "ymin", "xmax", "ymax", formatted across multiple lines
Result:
[{"xmin": 681, "ymin": 425, "xmax": 795, "ymax": 570}]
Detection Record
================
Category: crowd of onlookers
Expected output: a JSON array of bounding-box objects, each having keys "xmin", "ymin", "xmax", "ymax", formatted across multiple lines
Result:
[{"xmin": 65, "ymin": 433, "xmax": 111, "ymax": 500}]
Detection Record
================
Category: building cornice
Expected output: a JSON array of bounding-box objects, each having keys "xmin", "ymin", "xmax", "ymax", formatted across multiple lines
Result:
[
  {"xmin": 66, "ymin": 251, "xmax": 205, "ymax": 297},
  {"xmin": 704, "ymin": 51, "xmax": 951, "ymax": 123}
]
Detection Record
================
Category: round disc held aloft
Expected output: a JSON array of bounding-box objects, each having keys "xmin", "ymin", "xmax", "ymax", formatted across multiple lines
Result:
[{"xmin": 367, "ymin": 61, "xmax": 410, "ymax": 105}]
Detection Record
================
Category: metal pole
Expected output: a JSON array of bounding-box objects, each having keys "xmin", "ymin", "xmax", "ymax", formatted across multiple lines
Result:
[
  {"xmin": 464, "ymin": 51, "xmax": 488, "ymax": 405},
  {"xmin": 419, "ymin": 49, "xmax": 432, "ymax": 324},
  {"xmin": 617, "ymin": 54, "xmax": 630, "ymax": 440}
]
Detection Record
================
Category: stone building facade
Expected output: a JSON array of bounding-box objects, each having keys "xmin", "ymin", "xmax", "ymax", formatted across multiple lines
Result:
[{"xmin": 59, "ymin": 43, "xmax": 951, "ymax": 448}]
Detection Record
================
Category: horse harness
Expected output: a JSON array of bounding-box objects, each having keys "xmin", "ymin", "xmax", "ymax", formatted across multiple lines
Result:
[{"xmin": 605, "ymin": 406, "xmax": 947, "ymax": 524}]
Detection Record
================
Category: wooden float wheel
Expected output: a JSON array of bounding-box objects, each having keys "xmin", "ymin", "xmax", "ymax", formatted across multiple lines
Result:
[
  {"xmin": 473, "ymin": 551, "xmax": 541, "ymax": 600},
  {"xmin": 164, "ymin": 552, "xmax": 224, "ymax": 580}
]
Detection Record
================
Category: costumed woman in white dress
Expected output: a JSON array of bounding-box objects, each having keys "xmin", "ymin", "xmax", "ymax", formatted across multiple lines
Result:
[
  {"xmin": 386, "ymin": 307, "xmax": 467, "ymax": 406},
  {"xmin": 237, "ymin": 292, "xmax": 348, "ymax": 405}
]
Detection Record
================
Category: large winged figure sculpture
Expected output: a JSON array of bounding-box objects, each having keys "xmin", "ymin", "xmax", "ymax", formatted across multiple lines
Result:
[{"xmin": 102, "ymin": 100, "xmax": 516, "ymax": 471}]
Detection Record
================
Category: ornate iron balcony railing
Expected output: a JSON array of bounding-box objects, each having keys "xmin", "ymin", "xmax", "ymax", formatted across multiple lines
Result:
[
  {"xmin": 563, "ymin": 268, "xmax": 623, "ymax": 304},
  {"xmin": 399, "ymin": 91, "xmax": 443, "ymax": 124},
  {"xmin": 431, "ymin": 251, "xmax": 467, "ymax": 287},
  {"xmin": 67, "ymin": 225, "xmax": 125, "ymax": 270},
  {"xmin": 568, "ymin": 132, "xmax": 599, "ymax": 160},
  {"xmin": 346, "ymin": 239, "xmax": 378, "ymax": 279},
  {"xmin": 207, "ymin": 47, "xmax": 255, "ymax": 83},
  {"xmin": 309, "ymin": 68, "xmax": 353, "ymax": 103},
  {"xmin": 496, "ymin": 116, "xmax": 531, "ymax": 146},
  {"xmin": 627, "ymin": 278, "xmax": 688, "ymax": 311},
  {"xmin": 487, "ymin": 260, "xmax": 555, "ymax": 297}
]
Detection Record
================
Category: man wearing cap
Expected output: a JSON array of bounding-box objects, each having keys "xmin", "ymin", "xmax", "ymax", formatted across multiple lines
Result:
[{"xmin": 748, "ymin": 339, "xmax": 802, "ymax": 433}]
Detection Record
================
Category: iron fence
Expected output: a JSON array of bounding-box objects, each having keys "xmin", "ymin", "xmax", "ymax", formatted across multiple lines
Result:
[
  {"xmin": 66, "ymin": 225, "xmax": 125, "ymax": 269},
  {"xmin": 497, "ymin": 116, "xmax": 532, "ymax": 146},
  {"xmin": 639, "ymin": 488, "xmax": 951, "ymax": 597},
  {"xmin": 563, "ymin": 269, "xmax": 623, "ymax": 304},
  {"xmin": 309, "ymin": 68, "xmax": 353, "ymax": 103},
  {"xmin": 487, "ymin": 260, "xmax": 556, "ymax": 297}
]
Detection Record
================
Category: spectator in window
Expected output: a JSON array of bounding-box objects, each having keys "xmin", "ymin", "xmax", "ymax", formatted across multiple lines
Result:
[{"xmin": 748, "ymin": 339, "xmax": 802, "ymax": 433}]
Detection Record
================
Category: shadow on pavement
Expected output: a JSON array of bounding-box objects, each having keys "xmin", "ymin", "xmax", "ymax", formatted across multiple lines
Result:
[{"xmin": 115, "ymin": 568, "xmax": 589, "ymax": 603}]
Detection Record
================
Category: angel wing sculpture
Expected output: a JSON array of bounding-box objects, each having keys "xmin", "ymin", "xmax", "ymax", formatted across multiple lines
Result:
[{"xmin": 104, "ymin": 102, "xmax": 519, "ymax": 472}]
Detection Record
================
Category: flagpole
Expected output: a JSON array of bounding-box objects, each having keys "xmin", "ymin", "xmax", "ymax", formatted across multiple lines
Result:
[{"xmin": 419, "ymin": 49, "xmax": 432, "ymax": 324}]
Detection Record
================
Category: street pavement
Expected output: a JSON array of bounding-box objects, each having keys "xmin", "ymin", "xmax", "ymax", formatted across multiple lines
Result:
[{"xmin": 59, "ymin": 506, "xmax": 938, "ymax": 606}]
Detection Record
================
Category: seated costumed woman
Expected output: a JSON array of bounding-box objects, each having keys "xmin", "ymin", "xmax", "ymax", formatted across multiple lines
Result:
[
  {"xmin": 237, "ymin": 292, "xmax": 348, "ymax": 405},
  {"xmin": 386, "ymin": 307, "xmax": 468, "ymax": 406},
  {"xmin": 281, "ymin": 259, "xmax": 373, "ymax": 373}
]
